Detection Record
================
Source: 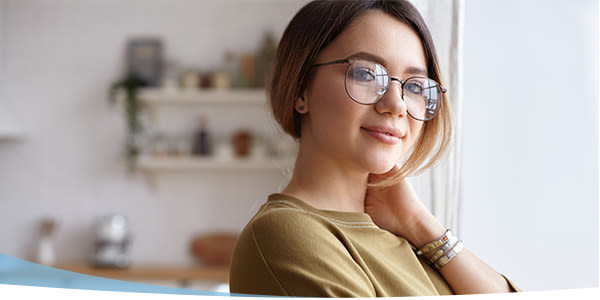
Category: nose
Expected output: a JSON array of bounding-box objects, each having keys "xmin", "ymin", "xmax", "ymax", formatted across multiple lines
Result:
[{"xmin": 374, "ymin": 78, "xmax": 408, "ymax": 117}]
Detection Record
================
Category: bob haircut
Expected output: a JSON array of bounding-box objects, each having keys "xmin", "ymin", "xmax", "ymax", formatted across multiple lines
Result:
[{"xmin": 268, "ymin": 0, "xmax": 453, "ymax": 186}]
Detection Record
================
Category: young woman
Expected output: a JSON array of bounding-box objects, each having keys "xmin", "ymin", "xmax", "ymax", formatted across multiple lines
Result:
[{"xmin": 230, "ymin": 0, "xmax": 518, "ymax": 297}]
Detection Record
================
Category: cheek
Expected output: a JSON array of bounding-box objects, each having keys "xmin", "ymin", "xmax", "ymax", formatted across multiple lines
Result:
[
  {"xmin": 406, "ymin": 119, "xmax": 424, "ymax": 147},
  {"xmin": 409, "ymin": 119, "xmax": 424, "ymax": 136},
  {"xmin": 308, "ymin": 76, "xmax": 358, "ymax": 129}
]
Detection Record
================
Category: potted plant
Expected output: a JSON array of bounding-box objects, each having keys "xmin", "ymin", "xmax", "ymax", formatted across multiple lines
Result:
[{"xmin": 109, "ymin": 73, "xmax": 147, "ymax": 170}]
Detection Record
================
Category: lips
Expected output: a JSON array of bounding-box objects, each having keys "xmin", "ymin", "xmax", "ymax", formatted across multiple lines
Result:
[{"xmin": 361, "ymin": 125, "xmax": 405, "ymax": 145}]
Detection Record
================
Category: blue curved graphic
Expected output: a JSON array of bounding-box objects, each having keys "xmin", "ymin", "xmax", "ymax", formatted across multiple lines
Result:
[{"xmin": 0, "ymin": 253, "xmax": 230, "ymax": 296}]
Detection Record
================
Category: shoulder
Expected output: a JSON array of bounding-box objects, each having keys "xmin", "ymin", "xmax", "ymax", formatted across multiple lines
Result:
[
  {"xmin": 245, "ymin": 201, "xmax": 338, "ymax": 250},
  {"xmin": 234, "ymin": 199, "xmax": 333, "ymax": 250},
  {"xmin": 240, "ymin": 200, "xmax": 374, "ymax": 276},
  {"xmin": 254, "ymin": 200, "xmax": 331, "ymax": 229},
  {"xmin": 234, "ymin": 197, "xmax": 374, "ymax": 267},
  {"xmin": 244, "ymin": 197, "xmax": 380, "ymax": 252},
  {"xmin": 230, "ymin": 201, "xmax": 340, "ymax": 295},
  {"xmin": 231, "ymin": 200, "xmax": 376, "ymax": 296}
]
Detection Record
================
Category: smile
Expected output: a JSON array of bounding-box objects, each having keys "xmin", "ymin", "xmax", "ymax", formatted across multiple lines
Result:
[{"xmin": 361, "ymin": 126, "xmax": 404, "ymax": 145}]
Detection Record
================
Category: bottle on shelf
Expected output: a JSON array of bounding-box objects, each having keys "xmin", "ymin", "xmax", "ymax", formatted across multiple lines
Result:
[{"xmin": 192, "ymin": 115, "xmax": 212, "ymax": 156}]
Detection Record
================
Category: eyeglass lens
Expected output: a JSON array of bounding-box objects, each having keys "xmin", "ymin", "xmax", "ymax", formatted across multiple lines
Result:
[{"xmin": 345, "ymin": 60, "xmax": 441, "ymax": 121}]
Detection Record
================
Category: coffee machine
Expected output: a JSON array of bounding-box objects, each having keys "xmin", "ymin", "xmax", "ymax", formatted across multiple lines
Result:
[{"xmin": 92, "ymin": 214, "xmax": 131, "ymax": 268}]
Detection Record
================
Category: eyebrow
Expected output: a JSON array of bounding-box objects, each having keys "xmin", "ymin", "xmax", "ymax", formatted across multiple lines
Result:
[
  {"xmin": 346, "ymin": 51, "xmax": 428, "ymax": 77},
  {"xmin": 404, "ymin": 66, "xmax": 428, "ymax": 77},
  {"xmin": 346, "ymin": 51, "xmax": 387, "ymax": 65}
]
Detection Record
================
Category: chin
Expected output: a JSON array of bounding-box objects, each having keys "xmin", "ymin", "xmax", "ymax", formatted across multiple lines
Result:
[
  {"xmin": 371, "ymin": 165, "xmax": 396, "ymax": 175},
  {"xmin": 357, "ymin": 147, "xmax": 406, "ymax": 175},
  {"xmin": 363, "ymin": 156, "xmax": 398, "ymax": 175}
]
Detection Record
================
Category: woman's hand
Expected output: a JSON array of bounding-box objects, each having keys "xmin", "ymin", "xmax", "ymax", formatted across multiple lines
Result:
[
  {"xmin": 364, "ymin": 165, "xmax": 444, "ymax": 247},
  {"xmin": 366, "ymin": 167, "xmax": 515, "ymax": 294}
]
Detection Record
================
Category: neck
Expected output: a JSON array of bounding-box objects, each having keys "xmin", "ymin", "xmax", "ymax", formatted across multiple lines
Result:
[{"xmin": 282, "ymin": 141, "xmax": 369, "ymax": 213}]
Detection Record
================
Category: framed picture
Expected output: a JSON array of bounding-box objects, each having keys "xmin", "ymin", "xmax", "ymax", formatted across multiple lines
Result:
[{"xmin": 126, "ymin": 37, "xmax": 163, "ymax": 87}]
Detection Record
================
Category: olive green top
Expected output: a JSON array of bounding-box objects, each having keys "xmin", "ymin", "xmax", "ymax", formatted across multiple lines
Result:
[
  {"xmin": 230, "ymin": 193, "xmax": 461, "ymax": 297},
  {"xmin": 230, "ymin": 193, "xmax": 520, "ymax": 297}
]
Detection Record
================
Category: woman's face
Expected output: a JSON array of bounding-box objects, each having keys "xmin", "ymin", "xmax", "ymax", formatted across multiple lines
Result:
[{"xmin": 299, "ymin": 10, "xmax": 427, "ymax": 175}]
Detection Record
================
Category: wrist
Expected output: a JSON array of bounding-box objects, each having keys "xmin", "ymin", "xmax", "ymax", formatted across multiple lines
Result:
[{"xmin": 405, "ymin": 212, "xmax": 446, "ymax": 248}]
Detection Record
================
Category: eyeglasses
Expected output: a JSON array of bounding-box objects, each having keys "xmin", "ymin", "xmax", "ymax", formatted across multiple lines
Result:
[{"xmin": 312, "ymin": 58, "xmax": 447, "ymax": 121}]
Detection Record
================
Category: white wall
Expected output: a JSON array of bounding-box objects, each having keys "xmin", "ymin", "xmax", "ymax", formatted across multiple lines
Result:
[
  {"xmin": 461, "ymin": 0, "xmax": 598, "ymax": 291},
  {"xmin": 0, "ymin": 0, "xmax": 307, "ymax": 265}
]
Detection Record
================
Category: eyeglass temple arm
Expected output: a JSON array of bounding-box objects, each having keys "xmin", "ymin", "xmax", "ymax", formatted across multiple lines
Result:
[
  {"xmin": 425, "ymin": 85, "xmax": 448, "ymax": 93},
  {"xmin": 419, "ymin": 84, "xmax": 448, "ymax": 94}
]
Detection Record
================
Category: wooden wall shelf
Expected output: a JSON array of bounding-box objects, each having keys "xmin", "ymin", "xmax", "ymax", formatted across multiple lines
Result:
[
  {"xmin": 137, "ymin": 155, "xmax": 294, "ymax": 172},
  {"xmin": 55, "ymin": 264, "xmax": 229, "ymax": 284},
  {"xmin": 138, "ymin": 88, "xmax": 266, "ymax": 105}
]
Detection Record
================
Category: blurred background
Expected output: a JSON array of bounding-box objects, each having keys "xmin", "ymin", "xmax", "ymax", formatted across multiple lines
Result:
[{"xmin": 0, "ymin": 0, "xmax": 597, "ymax": 294}]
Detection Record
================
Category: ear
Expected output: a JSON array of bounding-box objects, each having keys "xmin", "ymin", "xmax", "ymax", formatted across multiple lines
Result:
[{"xmin": 295, "ymin": 92, "xmax": 309, "ymax": 114}]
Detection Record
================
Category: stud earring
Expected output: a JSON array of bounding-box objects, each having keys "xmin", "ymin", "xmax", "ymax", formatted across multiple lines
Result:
[{"xmin": 299, "ymin": 105, "xmax": 305, "ymax": 112}]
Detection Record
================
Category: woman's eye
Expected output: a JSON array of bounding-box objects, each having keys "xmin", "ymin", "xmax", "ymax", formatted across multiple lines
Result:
[
  {"xmin": 349, "ymin": 68, "xmax": 375, "ymax": 82},
  {"xmin": 405, "ymin": 81, "xmax": 423, "ymax": 95}
]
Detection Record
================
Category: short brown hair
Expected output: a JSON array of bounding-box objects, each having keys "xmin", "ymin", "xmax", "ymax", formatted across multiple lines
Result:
[{"xmin": 268, "ymin": 0, "xmax": 453, "ymax": 183}]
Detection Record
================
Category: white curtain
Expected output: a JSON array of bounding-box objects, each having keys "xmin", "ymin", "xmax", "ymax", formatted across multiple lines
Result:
[{"xmin": 408, "ymin": 0, "xmax": 464, "ymax": 234}]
